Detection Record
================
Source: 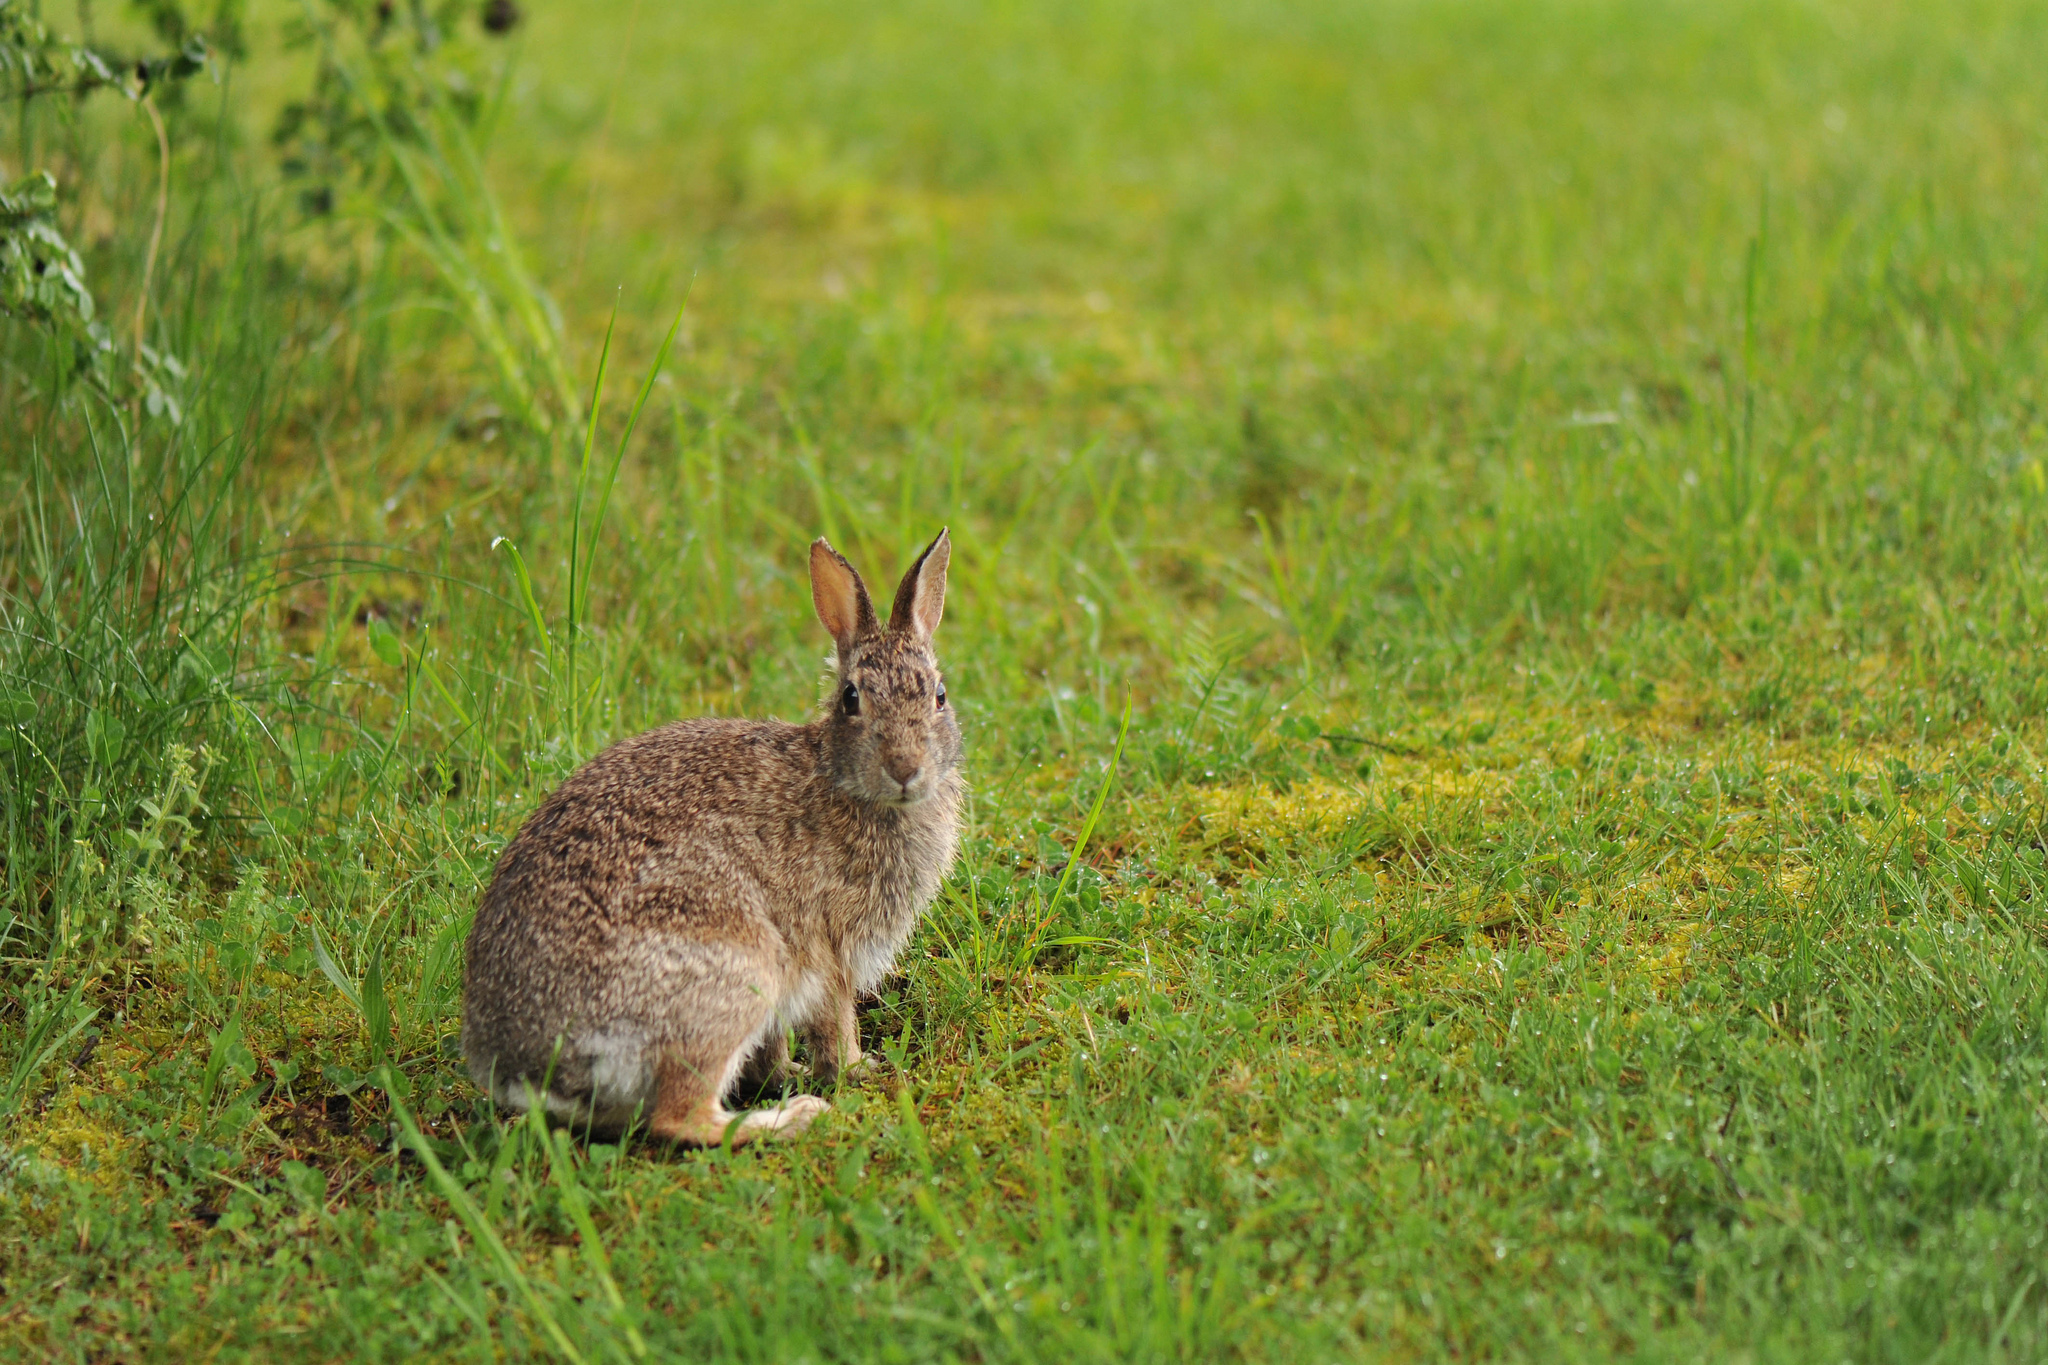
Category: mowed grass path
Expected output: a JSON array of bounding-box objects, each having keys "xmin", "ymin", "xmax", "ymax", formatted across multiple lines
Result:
[{"xmin": 4, "ymin": 0, "xmax": 2048, "ymax": 1359}]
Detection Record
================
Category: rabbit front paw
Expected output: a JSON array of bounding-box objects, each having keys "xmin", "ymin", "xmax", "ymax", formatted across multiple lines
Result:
[{"xmin": 809, "ymin": 1048, "xmax": 873, "ymax": 1087}]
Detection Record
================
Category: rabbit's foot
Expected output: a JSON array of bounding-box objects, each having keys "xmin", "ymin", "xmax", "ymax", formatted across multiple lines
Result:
[
  {"xmin": 651, "ymin": 1093, "xmax": 830, "ymax": 1147},
  {"xmin": 742, "ymin": 1093, "xmax": 830, "ymax": 1138}
]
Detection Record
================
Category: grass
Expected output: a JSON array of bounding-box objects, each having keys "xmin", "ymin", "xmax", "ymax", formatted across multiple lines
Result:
[{"xmin": 4, "ymin": 0, "xmax": 2048, "ymax": 1358}]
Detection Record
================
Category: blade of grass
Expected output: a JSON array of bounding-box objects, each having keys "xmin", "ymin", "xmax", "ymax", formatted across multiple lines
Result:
[
  {"xmin": 385, "ymin": 1079, "xmax": 588, "ymax": 1365},
  {"xmin": 524, "ymin": 1099, "xmax": 649, "ymax": 1360},
  {"xmin": 1019, "ymin": 690, "xmax": 1132, "ymax": 967}
]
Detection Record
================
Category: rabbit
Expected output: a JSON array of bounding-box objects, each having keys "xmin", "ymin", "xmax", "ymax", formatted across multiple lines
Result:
[{"xmin": 461, "ymin": 530, "xmax": 962, "ymax": 1146}]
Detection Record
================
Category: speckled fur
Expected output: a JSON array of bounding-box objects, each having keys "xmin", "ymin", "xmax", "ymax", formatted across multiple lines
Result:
[{"xmin": 461, "ymin": 531, "xmax": 962, "ymax": 1145}]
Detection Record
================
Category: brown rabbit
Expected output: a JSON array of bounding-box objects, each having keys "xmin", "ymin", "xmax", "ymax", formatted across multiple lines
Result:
[{"xmin": 461, "ymin": 531, "xmax": 962, "ymax": 1145}]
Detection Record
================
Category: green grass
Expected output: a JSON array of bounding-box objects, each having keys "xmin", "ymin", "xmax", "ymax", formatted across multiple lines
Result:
[{"xmin": 5, "ymin": 0, "xmax": 2048, "ymax": 1358}]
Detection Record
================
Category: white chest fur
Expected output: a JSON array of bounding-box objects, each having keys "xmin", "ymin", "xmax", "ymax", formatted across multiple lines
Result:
[{"xmin": 840, "ymin": 795, "xmax": 959, "ymax": 992}]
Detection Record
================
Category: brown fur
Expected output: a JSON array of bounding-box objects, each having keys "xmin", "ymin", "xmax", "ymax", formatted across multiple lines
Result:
[{"xmin": 461, "ymin": 531, "xmax": 962, "ymax": 1145}]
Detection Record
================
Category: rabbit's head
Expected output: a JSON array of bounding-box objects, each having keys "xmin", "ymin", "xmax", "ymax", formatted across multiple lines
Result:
[{"xmin": 811, "ymin": 530, "xmax": 961, "ymax": 807}]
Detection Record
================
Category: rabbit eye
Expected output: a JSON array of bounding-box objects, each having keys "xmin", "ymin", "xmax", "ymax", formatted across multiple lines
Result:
[
  {"xmin": 840, "ymin": 682, "xmax": 860, "ymax": 716},
  {"xmin": 935, "ymin": 683, "xmax": 947, "ymax": 710}
]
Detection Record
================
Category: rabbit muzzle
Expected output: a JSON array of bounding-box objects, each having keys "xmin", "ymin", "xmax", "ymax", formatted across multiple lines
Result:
[{"xmin": 882, "ymin": 751, "xmax": 931, "ymax": 803}]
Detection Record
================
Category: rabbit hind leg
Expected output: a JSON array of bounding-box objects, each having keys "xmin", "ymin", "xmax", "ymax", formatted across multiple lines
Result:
[
  {"xmin": 647, "ymin": 1036, "xmax": 828, "ymax": 1146},
  {"xmin": 633, "ymin": 913, "xmax": 829, "ymax": 1145}
]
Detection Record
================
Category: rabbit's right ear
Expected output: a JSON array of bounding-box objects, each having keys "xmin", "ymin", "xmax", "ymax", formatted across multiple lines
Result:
[
  {"xmin": 811, "ymin": 538, "xmax": 878, "ymax": 656},
  {"xmin": 888, "ymin": 527, "xmax": 949, "ymax": 641}
]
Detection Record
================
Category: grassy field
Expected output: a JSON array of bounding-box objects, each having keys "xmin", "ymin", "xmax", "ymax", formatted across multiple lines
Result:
[{"xmin": 5, "ymin": 0, "xmax": 2048, "ymax": 1358}]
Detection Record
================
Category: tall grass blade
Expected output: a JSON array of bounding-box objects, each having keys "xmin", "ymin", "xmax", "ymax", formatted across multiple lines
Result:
[
  {"xmin": 384, "ymin": 1082, "xmax": 588, "ymax": 1364},
  {"xmin": 1020, "ymin": 691, "xmax": 1132, "ymax": 967},
  {"xmin": 491, "ymin": 537, "xmax": 554, "ymax": 664},
  {"xmin": 525, "ymin": 1100, "xmax": 649, "ymax": 1360},
  {"xmin": 0, "ymin": 977, "xmax": 96, "ymax": 1126}
]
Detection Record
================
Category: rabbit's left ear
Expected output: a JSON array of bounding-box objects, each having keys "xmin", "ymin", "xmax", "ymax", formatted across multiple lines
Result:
[{"xmin": 888, "ymin": 528, "xmax": 949, "ymax": 640}]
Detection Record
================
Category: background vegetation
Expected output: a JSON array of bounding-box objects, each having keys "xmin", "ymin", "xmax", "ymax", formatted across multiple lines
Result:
[{"xmin": 4, "ymin": 0, "xmax": 2048, "ymax": 1358}]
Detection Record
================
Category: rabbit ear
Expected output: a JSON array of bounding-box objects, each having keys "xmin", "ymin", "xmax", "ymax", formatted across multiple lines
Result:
[
  {"xmin": 811, "ymin": 538, "xmax": 878, "ymax": 654},
  {"xmin": 888, "ymin": 528, "xmax": 950, "ymax": 640}
]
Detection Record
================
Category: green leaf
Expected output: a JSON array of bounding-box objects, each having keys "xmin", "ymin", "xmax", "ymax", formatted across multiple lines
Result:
[
  {"xmin": 309, "ymin": 921, "xmax": 363, "ymax": 1015},
  {"xmin": 1276, "ymin": 713, "xmax": 1320, "ymax": 740},
  {"xmin": 0, "ymin": 689, "xmax": 34, "ymax": 725},
  {"xmin": 175, "ymin": 644, "xmax": 219, "ymax": 688},
  {"xmin": 280, "ymin": 1160, "xmax": 329, "ymax": 1212},
  {"xmin": 84, "ymin": 708, "xmax": 126, "ymax": 766},
  {"xmin": 367, "ymin": 616, "xmax": 403, "ymax": 667},
  {"xmin": 203, "ymin": 1013, "xmax": 252, "ymax": 1104},
  {"xmin": 419, "ymin": 912, "xmax": 470, "ymax": 1005},
  {"xmin": 321, "ymin": 1064, "xmax": 368, "ymax": 1094},
  {"xmin": 363, "ymin": 943, "xmax": 394, "ymax": 1065},
  {"xmin": 0, "ymin": 172, "xmax": 94, "ymax": 329}
]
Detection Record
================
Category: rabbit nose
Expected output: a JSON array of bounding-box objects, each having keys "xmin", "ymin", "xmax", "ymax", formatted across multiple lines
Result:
[{"xmin": 884, "ymin": 755, "xmax": 921, "ymax": 788}]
